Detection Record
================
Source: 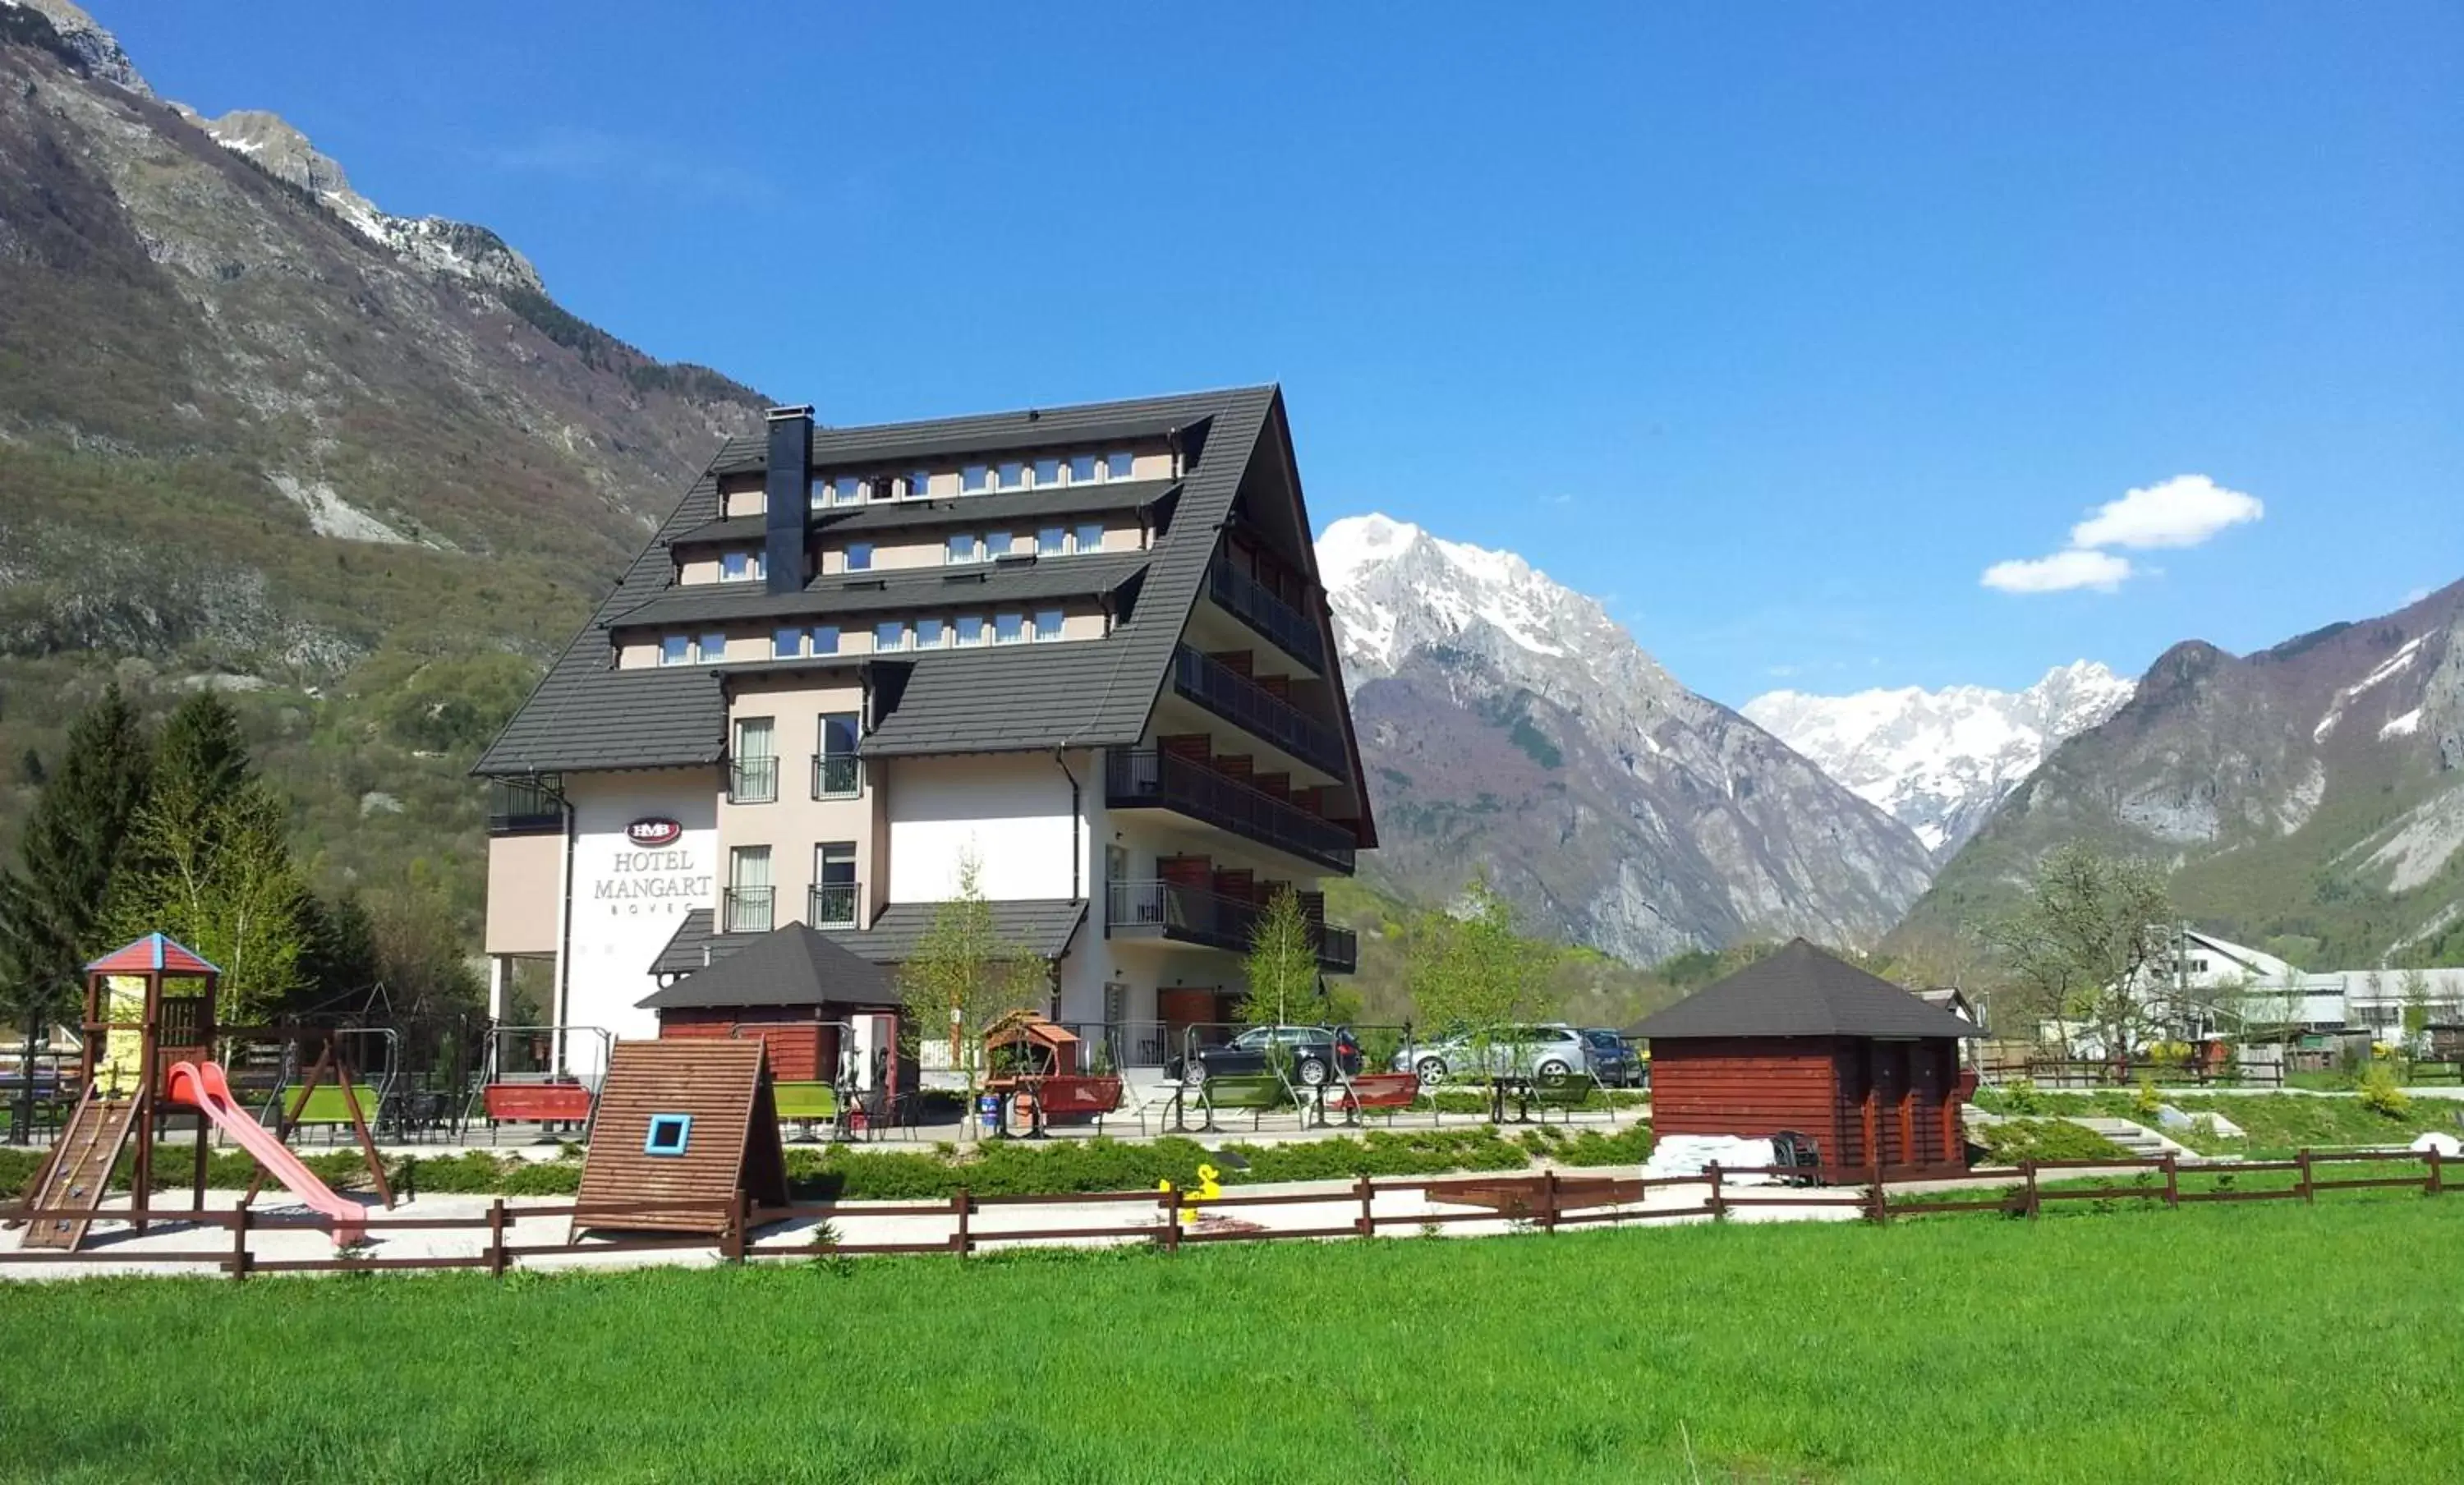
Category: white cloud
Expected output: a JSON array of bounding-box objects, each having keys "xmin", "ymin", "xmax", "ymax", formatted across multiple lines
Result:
[
  {"xmin": 2069, "ymin": 474, "xmax": 2263, "ymax": 550},
  {"xmin": 1980, "ymin": 549, "xmax": 2136, "ymax": 595}
]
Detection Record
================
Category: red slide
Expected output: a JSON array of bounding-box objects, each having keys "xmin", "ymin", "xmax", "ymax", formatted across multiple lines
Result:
[{"xmin": 166, "ymin": 1060, "xmax": 365, "ymax": 1246}]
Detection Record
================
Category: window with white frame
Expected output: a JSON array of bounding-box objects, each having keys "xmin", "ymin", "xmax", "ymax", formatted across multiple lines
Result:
[
  {"xmin": 997, "ymin": 461, "xmax": 1025, "ymax": 490},
  {"xmin": 844, "ymin": 542, "xmax": 874, "ymax": 572},
  {"xmin": 1033, "ymin": 457, "xmax": 1060, "ymax": 487},
  {"xmin": 874, "ymin": 619, "xmax": 908, "ymax": 652},
  {"xmin": 986, "ymin": 531, "xmax": 1015, "ymax": 559},
  {"xmin": 962, "ymin": 463, "xmax": 990, "ymax": 494},
  {"xmin": 945, "ymin": 533, "xmax": 980, "ymax": 565},
  {"xmin": 812, "ymin": 625, "xmax": 841, "ymax": 655},
  {"xmin": 772, "ymin": 627, "xmax": 804, "ymax": 660},
  {"xmin": 660, "ymin": 634, "xmax": 692, "ymax": 666},
  {"xmin": 915, "ymin": 617, "xmax": 947, "ymax": 649},
  {"xmin": 698, "ymin": 632, "xmax": 728, "ymax": 663},
  {"xmin": 908, "ymin": 469, "xmax": 931, "ymax": 499},
  {"xmin": 1034, "ymin": 608, "xmax": 1064, "ymax": 641},
  {"xmin": 1075, "ymin": 522, "xmax": 1105, "ymax": 554},
  {"xmin": 1069, "ymin": 453, "xmax": 1098, "ymax": 484},
  {"xmin": 720, "ymin": 550, "xmax": 762, "ymax": 582},
  {"xmin": 956, "ymin": 615, "xmax": 986, "ymax": 646},
  {"xmin": 995, "ymin": 612, "xmax": 1025, "ymax": 644},
  {"xmin": 1105, "ymin": 451, "xmax": 1133, "ymax": 480},
  {"xmin": 1037, "ymin": 526, "xmax": 1067, "ymax": 557}
]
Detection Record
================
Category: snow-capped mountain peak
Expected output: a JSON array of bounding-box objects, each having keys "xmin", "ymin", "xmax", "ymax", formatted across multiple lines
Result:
[
  {"xmin": 1312, "ymin": 513, "xmax": 1937, "ymax": 963},
  {"xmin": 1317, "ymin": 513, "xmax": 1634, "ymax": 677},
  {"xmin": 1742, "ymin": 662, "xmax": 2135, "ymax": 857}
]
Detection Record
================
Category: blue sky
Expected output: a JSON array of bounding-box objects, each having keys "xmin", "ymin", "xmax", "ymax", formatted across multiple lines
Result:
[{"xmin": 112, "ymin": 2, "xmax": 2461, "ymax": 706}]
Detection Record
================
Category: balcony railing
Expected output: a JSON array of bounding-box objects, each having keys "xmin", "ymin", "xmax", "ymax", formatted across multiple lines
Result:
[
  {"xmin": 807, "ymin": 881, "xmax": 861, "ymax": 930},
  {"xmin": 486, "ymin": 779, "xmax": 563, "ymax": 834},
  {"xmin": 1170, "ymin": 645, "xmax": 1347, "ymax": 777},
  {"xmin": 1208, "ymin": 560, "xmax": 1325, "ymax": 672},
  {"xmin": 1105, "ymin": 880, "xmax": 1356, "ymax": 972},
  {"xmin": 723, "ymin": 886, "xmax": 775, "ymax": 935},
  {"xmin": 811, "ymin": 752, "xmax": 863, "ymax": 800},
  {"xmin": 1106, "ymin": 751, "xmax": 1354, "ymax": 873},
  {"xmin": 728, "ymin": 756, "xmax": 779, "ymax": 805}
]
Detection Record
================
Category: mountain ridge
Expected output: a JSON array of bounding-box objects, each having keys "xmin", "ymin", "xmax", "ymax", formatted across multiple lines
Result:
[
  {"xmin": 1900, "ymin": 580, "xmax": 2464, "ymax": 965},
  {"xmin": 1316, "ymin": 513, "xmax": 1937, "ymax": 963},
  {"xmin": 1744, "ymin": 660, "xmax": 2135, "ymax": 859}
]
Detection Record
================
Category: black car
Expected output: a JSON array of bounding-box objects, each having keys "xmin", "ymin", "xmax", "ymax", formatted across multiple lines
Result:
[
  {"xmin": 1167, "ymin": 1025, "xmax": 1364, "ymax": 1088},
  {"xmin": 1580, "ymin": 1028, "xmax": 1642, "ymax": 1087}
]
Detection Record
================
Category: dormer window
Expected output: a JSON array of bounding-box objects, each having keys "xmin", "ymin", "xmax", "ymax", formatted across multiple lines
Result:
[
  {"xmin": 997, "ymin": 461, "xmax": 1026, "ymax": 490},
  {"xmin": 1033, "ymin": 457, "xmax": 1061, "ymax": 487},
  {"xmin": 660, "ymin": 635, "xmax": 692, "ymax": 666},
  {"xmin": 1069, "ymin": 453, "xmax": 1097, "ymax": 483},
  {"xmin": 962, "ymin": 463, "xmax": 990, "ymax": 494},
  {"xmin": 844, "ymin": 542, "xmax": 874, "ymax": 572},
  {"xmin": 907, "ymin": 469, "xmax": 931, "ymax": 499},
  {"xmin": 945, "ymin": 534, "xmax": 981, "ymax": 565},
  {"xmin": 720, "ymin": 551, "xmax": 763, "ymax": 583},
  {"xmin": 1106, "ymin": 451, "xmax": 1133, "ymax": 480}
]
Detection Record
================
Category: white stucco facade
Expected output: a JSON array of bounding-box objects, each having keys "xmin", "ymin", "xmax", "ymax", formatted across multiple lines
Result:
[{"xmin": 559, "ymin": 771, "xmax": 719, "ymax": 1074}]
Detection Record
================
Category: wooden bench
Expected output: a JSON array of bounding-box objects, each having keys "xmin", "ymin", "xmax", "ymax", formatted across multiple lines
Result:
[{"xmin": 772, "ymin": 1081, "xmax": 844, "ymax": 1140}]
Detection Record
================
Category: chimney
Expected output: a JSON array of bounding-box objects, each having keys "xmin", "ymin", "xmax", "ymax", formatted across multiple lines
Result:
[{"xmin": 763, "ymin": 405, "xmax": 813, "ymax": 595}]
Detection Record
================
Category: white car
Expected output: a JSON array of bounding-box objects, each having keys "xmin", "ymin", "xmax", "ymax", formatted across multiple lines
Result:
[{"xmin": 1393, "ymin": 1024, "xmax": 1592, "ymax": 1083}]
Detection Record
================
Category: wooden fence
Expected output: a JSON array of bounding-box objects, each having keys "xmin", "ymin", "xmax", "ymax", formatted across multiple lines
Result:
[{"xmin": 0, "ymin": 1147, "xmax": 2443, "ymax": 1280}]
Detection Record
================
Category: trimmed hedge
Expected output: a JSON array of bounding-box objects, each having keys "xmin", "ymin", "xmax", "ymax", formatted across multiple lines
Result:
[{"xmin": 0, "ymin": 1124, "xmax": 1658, "ymax": 1204}]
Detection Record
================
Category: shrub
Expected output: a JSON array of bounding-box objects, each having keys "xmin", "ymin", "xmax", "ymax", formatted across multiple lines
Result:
[
  {"xmin": 2132, "ymin": 1078, "xmax": 2163, "ymax": 1121},
  {"xmin": 2356, "ymin": 1064, "xmax": 2413, "ymax": 1120},
  {"xmin": 1979, "ymin": 1119, "xmax": 2131, "ymax": 1165}
]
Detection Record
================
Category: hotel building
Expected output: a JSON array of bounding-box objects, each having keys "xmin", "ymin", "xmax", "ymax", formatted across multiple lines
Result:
[{"xmin": 474, "ymin": 386, "xmax": 1375, "ymax": 1075}]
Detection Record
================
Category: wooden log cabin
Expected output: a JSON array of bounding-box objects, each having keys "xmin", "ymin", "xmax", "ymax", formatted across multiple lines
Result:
[{"xmin": 1626, "ymin": 939, "xmax": 1980, "ymax": 1178}]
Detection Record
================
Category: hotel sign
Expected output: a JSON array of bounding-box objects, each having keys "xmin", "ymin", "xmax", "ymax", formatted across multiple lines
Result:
[{"xmin": 595, "ymin": 816, "xmax": 708, "ymax": 913}]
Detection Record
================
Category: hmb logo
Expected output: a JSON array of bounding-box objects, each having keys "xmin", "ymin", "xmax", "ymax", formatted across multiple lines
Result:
[{"xmin": 625, "ymin": 817, "xmax": 683, "ymax": 848}]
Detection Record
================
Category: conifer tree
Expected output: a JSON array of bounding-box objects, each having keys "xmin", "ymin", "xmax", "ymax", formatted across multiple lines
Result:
[{"xmin": 0, "ymin": 686, "xmax": 152, "ymax": 1135}]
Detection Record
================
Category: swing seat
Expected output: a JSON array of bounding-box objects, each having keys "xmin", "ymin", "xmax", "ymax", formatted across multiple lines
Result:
[
  {"xmin": 283, "ymin": 1084, "xmax": 385, "ymax": 1125},
  {"xmin": 1034, "ymin": 1075, "xmax": 1123, "ymax": 1124},
  {"xmin": 773, "ymin": 1081, "xmax": 841, "ymax": 1137},
  {"xmin": 481, "ymin": 1083, "xmax": 594, "ymax": 1124},
  {"xmin": 1336, "ymin": 1072, "xmax": 1419, "ymax": 1112}
]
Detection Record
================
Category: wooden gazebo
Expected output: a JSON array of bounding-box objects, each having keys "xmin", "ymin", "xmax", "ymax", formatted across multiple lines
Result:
[{"xmin": 1626, "ymin": 939, "xmax": 1982, "ymax": 1177}]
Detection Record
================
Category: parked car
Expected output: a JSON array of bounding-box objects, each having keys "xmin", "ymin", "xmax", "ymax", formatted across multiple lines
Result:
[
  {"xmin": 1392, "ymin": 1024, "xmax": 1592, "ymax": 1083},
  {"xmin": 1580, "ymin": 1028, "xmax": 1642, "ymax": 1087},
  {"xmin": 1168, "ymin": 1025, "xmax": 1363, "ymax": 1087}
]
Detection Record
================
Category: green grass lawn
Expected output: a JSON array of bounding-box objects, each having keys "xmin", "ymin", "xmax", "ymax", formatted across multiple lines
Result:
[
  {"xmin": 3, "ymin": 1198, "xmax": 2458, "ymax": 1483},
  {"xmin": 1974, "ymin": 1087, "xmax": 2464, "ymax": 1156}
]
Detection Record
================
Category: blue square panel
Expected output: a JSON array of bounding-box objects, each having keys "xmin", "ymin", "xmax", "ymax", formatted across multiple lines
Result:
[{"xmin": 644, "ymin": 1113, "xmax": 693, "ymax": 1156}]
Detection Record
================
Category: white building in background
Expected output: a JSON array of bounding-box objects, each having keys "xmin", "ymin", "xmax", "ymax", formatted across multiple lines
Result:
[
  {"xmin": 2131, "ymin": 926, "xmax": 2464, "ymax": 1047},
  {"xmin": 474, "ymin": 388, "xmax": 1376, "ymax": 1076}
]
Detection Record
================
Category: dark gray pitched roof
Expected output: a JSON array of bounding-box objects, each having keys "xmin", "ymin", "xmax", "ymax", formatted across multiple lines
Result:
[
  {"xmin": 650, "ymin": 900, "xmax": 1087, "ymax": 977},
  {"xmin": 607, "ymin": 550, "xmax": 1151, "ymax": 630},
  {"xmin": 712, "ymin": 407, "xmax": 1200, "ymax": 472},
  {"xmin": 476, "ymin": 383, "xmax": 1372, "ymax": 851},
  {"xmin": 1625, "ymin": 940, "xmax": 1982, "ymax": 1041},
  {"xmin": 666, "ymin": 479, "xmax": 1180, "ymax": 550},
  {"xmin": 637, "ymin": 922, "xmax": 898, "ymax": 1010}
]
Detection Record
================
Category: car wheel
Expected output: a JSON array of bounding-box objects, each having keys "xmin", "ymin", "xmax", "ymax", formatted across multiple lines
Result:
[
  {"xmin": 1297, "ymin": 1058, "xmax": 1329, "ymax": 1087},
  {"xmin": 1414, "ymin": 1056, "xmax": 1447, "ymax": 1083},
  {"xmin": 1538, "ymin": 1059, "xmax": 1571, "ymax": 1078}
]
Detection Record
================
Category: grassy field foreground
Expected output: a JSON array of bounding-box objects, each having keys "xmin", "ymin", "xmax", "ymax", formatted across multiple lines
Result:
[{"xmin": 3, "ymin": 1200, "xmax": 2458, "ymax": 1483}]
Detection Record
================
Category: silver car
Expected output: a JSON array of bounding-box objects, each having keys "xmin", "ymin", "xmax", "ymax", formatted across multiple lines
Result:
[{"xmin": 1392, "ymin": 1024, "xmax": 1593, "ymax": 1083}]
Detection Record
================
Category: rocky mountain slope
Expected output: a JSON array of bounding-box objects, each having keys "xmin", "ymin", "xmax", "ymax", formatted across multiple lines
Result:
[
  {"xmin": 0, "ymin": 2, "xmax": 766, "ymax": 911},
  {"xmin": 1898, "ymin": 582, "xmax": 2464, "ymax": 965},
  {"xmin": 1317, "ymin": 515, "xmax": 1937, "ymax": 963},
  {"xmin": 1744, "ymin": 662, "xmax": 2135, "ymax": 860}
]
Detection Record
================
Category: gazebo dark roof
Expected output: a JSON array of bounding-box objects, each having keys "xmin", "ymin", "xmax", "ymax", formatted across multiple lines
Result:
[
  {"xmin": 1625, "ymin": 939, "xmax": 1980, "ymax": 1041},
  {"xmin": 637, "ymin": 923, "xmax": 897, "ymax": 1012}
]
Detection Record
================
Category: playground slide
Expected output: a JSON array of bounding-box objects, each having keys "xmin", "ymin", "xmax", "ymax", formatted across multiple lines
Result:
[{"xmin": 166, "ymin": 1060, "xmax": 365, "ymax": 1246}]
